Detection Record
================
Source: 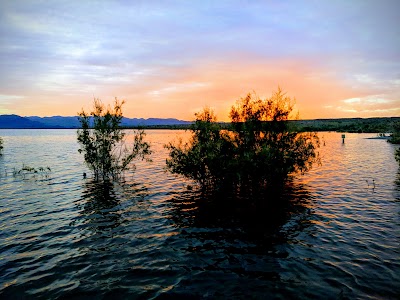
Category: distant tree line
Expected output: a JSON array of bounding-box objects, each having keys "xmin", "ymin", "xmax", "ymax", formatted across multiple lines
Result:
[
  {"xmin": 121, "ymin": 117, "xmax": 400, "ymax": 134},
  {"xmin": 293, "ymin": 117, "xmax": 400, "ymax": 133}
]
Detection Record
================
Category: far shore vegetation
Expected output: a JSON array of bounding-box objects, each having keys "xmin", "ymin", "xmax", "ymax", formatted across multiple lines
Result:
[{"xmin": 120, "ymin": 117, "xmax": 400, "ymax": 134}]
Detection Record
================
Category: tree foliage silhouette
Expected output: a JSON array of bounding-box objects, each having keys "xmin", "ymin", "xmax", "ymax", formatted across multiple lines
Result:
[
  {"xmin": 77, "ymin": 98, "xmax": 151, "ymax": 181},
  {"xmin": 166, "ymin": 88, "xmax": 320, "ymax": 194},
  {"xmin": 391, "ymin": 122, "xmax": 400, "ymax": 164}
]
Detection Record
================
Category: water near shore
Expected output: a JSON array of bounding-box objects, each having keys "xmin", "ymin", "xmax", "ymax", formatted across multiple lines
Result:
[{"xmin": 0, "ymin": 130, "xmax": 399, "ymax": 299}]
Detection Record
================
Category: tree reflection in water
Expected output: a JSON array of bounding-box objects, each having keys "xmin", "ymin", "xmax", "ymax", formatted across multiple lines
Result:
[
  {"xmin": 80, "ymin": 180, "xmax": 121, "ymax": 232},
  {"xmin": 168, "ymin": 180, "xmax": 315, "ymax": 240},
  {"xmin": 166, "ymin": 180, "xmax": 316, "ymax": 277},
  {"xmin": 70, "ymin": 177, "xmax": 318, "ymax": 298},
  {"xmin": 61, "ymin": 180, "xmax": 155, "ymax": 298},
  {"xmin": 75, "ymin": 179, "xmax": 149, "ymax": 243}
]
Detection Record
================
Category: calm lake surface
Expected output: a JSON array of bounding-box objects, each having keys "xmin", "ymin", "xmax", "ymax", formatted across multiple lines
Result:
[{"xmin": 0, "ymin": 129, "xmax": 399, "ymax": 299}]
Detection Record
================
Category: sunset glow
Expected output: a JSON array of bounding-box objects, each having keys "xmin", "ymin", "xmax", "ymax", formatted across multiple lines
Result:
[{"xmin": 0, "ymin": 1, "xmax": 399, "ymax": 121}]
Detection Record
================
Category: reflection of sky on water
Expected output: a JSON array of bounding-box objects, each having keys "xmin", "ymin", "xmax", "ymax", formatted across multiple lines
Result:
[{"xmin": 0, "ymin": 130, "xmax": 399, "ymax": 299}]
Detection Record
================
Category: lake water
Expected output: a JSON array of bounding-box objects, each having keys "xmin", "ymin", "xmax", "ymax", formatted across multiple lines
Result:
[{"xmin": 0, "ymin": 129, "xmax": 399, "ymax": 299}]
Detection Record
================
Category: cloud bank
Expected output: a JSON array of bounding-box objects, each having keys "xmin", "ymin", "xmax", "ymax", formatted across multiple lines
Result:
[{"xmin": 0, "ymin": 0, "xmax": 399, "ymax": 119}]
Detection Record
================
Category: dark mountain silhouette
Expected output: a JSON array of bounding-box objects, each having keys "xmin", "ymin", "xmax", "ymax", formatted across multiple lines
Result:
[
  {"xmin": 27, "ymin": 116, "xmax": 81, "ymax": 128},
  {"xmin": 1, "ymin": 114, "xmax": 399, "ymax": 132},
  {"xmin": 0, "ymin": 115, "xmax": 61, "ymax": 129},
  {"xmin": 0, "ymin": 115, "xmax": 192, "ymax": 129}
]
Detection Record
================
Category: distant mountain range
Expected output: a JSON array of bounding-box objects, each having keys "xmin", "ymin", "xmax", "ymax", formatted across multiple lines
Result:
[
  {"xmin": 0, "ymin": 114, "xmax": 192, "ymax": 129},
  {"xmin": 1, "ymin": 114, "xmax": 399, "ymax": 132}
]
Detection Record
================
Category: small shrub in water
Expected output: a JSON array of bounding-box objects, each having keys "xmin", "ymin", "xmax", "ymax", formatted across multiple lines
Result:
[
  {"xmin": 389, "ymin": 122, "xmax": 400, "ymax": 166},
  {"xmin": 77, "ymin": 98, "xmax": 151, "ymax": 181},
  {"xmin": 389, "ymin": 122, "xmax": 400, "ymax": 144},
  {"xmin": 13, "ymin": 165, "xmax": 51, "ymax": 180}
]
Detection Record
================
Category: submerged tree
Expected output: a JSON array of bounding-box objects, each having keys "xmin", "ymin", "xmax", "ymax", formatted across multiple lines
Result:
[
  {"xmin": 390, "ymin": 122, "xmax": 400, "ymax": 144},
  {"xmin": 77, "ymin": 98, "xmax": 151, "ymax": 181},
  {"xmin": 165, "ymin": 88, "xmax": 320, "ymax": 196},
  {"xmin": 391, "ymin": 122, "xmax": 400, "ymax": 165},
  {"xmin": 165, "ymin": 108, "xmax": 234, "ymax": 186},
  {"xmin": 229, "ymin": 88, "xmax": 320, "ymax": 188},
  {"xmin": 0, "ymin": 136, "xmax": 3, "ymax": 155}
]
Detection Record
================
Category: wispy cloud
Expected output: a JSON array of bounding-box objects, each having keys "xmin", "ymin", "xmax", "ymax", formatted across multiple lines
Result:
[{"xmin": 343, "ymin": 98, "xmax": 361, "ymax": 104}]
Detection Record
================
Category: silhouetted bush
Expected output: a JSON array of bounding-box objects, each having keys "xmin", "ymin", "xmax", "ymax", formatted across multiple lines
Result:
[
  {"xmin": 77, "ymin": 98, "xmax": 151, "ymax": 181},
  {"xmin": 165, "ymin": 88, "xmax": 320, "ymax": 196},
  {"xmin": 166, "ymin": 108, "xmax": 234, "ymax": 187},
  {"xmin": 390, "ymin": 122, "xmax": 400, "ymax": 165},
  {"xmin": 390, "ymin": 122, "xmax": 400, "ymax": 144}
]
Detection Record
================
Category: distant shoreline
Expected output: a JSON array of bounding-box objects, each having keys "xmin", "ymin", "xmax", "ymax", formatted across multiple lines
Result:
[{"xmin": 0, "ymin": 115, "xmax": 399, "ymax": 132}]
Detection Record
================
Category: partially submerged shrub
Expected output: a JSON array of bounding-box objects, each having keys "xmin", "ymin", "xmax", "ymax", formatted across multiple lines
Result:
[
  {"xmin": 229, "ymin": 89, "xmax": 320, "ymax": 188},
  {"xmin": 389, "ymin": 122, "xmax": 400, "ymax": 166},
  {"xmin": 77, "ymin": 98, "xmax": 151, "ymax": 181},
  {"xmin": 390, "ymin": 122, "xmax": 400, "ymax": 144},
  {"xmin": 166, "ymin": 88, "xmax": 320, "ymax": 196},
  {"xmin": 0, "ymin": 137, "xmax": 3, "ymax": 155},
  {"xmin": 13, "ymin": 165, "xmax": 51, "ymax": 180},
  {"xmin": 166, "ymin": 108, "xmax": 234, "ymax": 186}
]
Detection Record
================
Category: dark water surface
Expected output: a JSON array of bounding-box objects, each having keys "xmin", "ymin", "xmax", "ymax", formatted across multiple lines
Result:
[{"xmin": 0, "ymin": 130, "xmax": 399, "ymax": 299}]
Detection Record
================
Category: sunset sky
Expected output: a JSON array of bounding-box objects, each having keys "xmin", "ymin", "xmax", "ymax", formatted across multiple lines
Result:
[{"xmin": 0, "ymin": 0, "xmax": 399, "ymax": 121}]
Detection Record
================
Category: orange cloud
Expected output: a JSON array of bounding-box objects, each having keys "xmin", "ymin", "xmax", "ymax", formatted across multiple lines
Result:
[
  {"xmin": 8, "ymin": 57, "xmax": 399, "ymax": 120},
  {"xmin": 117, "ymin": 57, "xmax": 375, "ymax": 121}
]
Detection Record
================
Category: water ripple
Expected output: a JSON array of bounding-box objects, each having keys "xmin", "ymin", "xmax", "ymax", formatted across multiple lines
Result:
[{"xmin": 0, "ymin": 130, "xmax": 399, "ymax": 299}]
